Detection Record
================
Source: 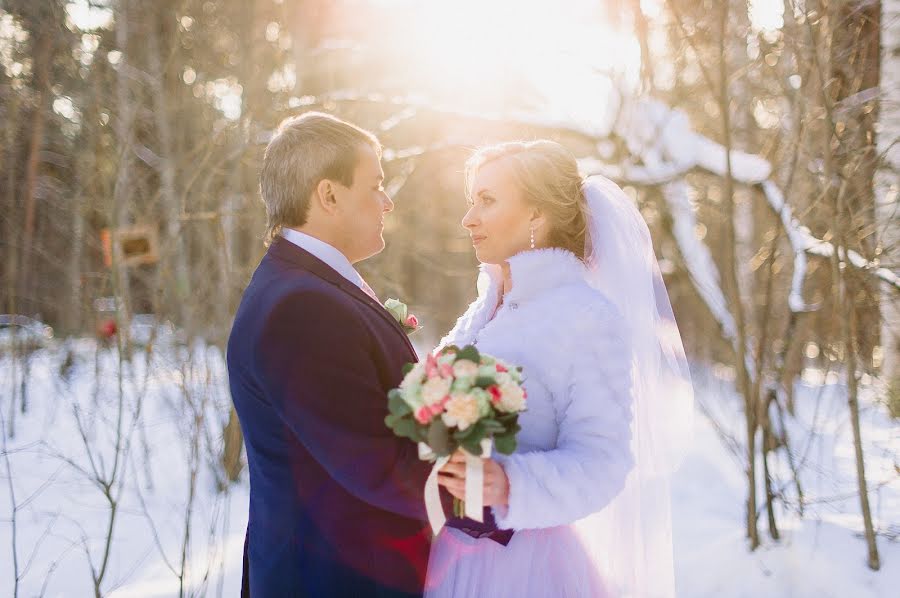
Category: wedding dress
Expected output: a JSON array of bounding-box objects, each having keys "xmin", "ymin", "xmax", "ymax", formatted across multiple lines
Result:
[{"xmin": 425, "ymin": 177, "xmax": 693, "ymax": 598}]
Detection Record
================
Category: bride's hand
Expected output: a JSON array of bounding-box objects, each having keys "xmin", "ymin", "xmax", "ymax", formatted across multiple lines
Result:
[{"xmin": 437, "ymin": 450, "xmax": 510, "ymax": 508}]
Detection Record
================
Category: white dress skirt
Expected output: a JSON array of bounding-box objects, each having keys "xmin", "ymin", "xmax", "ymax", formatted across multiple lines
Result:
[
  {"xmin": 422, "ymin": 249, "xmax": 636, "ymax": 598},
  {"xmin": 425, "ymin": 525, "xmax": 611, "ymax": 598}
]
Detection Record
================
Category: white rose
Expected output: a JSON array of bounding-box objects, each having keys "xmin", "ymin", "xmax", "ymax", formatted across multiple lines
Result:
[
  {"xmin": 400, "ymin": 363, "xmax": 425, "ymax": 390},
  {"xmin": 451, "ymin": 377, "xmax": 474, "ymax": 393},
  {"xmin": 398, "ymin": 364, "xmax": 425, "ymax": 407},
  {"xmin": 452, "ymin": 359, "xmax": 480, "ymax": 379},
  {"xmin": 421, "ymin": 375, "xmax": 452, "ymax": 406},
  {"xmin": 497, "ymin": 382, "xmax": 527, "ymax": 413},
  {"xmin": 471, "ymin": 387, "xmax": 492, "ymax": 417},
  {"xmin": 477, "ymin": 365, "xmax": 497, "ymax": 380},
  {"xmin": 495, "ymin": 372, "xmax": 512, "ymax": 386},
  {"xmin": 437, "ymin": 352, "xmax": 457, "ymax": 366},
  {"xmin": 441, "ymin": 393, "xmax": 482, "ymax": 431}
]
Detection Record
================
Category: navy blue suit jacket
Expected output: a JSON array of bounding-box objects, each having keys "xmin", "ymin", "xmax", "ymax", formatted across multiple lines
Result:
[{"xmin": 227, "ymin": 238, "xmax": 436, "ymax": 597}]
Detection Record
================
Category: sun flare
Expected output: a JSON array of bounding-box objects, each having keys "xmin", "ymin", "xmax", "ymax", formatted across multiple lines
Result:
[{"xmin": 369, "ymin": 0, "xmax": 642, "ymax": 130}]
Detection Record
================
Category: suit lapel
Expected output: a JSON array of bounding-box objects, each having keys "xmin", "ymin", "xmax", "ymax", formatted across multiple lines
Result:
[{"xmin": 268, "ymin": 238, "xmax": 418, "ymax": 357}]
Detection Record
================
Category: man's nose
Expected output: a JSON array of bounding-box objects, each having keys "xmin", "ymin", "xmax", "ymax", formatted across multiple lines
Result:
[{"xmin": 382, "ymin": 192, "xmax": 394, "ymax": 213}]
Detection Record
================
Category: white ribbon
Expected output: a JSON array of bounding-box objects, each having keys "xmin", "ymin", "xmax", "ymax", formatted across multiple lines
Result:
[
  {"xmin": 464, "ymin": 438, "xmax": 492, "ymax": 520},
  {"xmin": 422, "ymin": 438, "xmax": 493, "ymax": 535}
]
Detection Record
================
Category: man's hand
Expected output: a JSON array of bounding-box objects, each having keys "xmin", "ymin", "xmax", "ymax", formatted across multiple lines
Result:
[{"xmin": 437, "ymin": 449, "xmax": 510, "ymax": 507}]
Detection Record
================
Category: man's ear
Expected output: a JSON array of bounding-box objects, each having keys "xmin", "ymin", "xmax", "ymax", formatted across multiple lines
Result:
[{"xmin": 314, "ymin": 179, "xmax": 339, "ymax": 215}]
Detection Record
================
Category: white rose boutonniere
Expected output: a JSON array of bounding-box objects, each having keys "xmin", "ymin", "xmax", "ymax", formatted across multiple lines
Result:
[{"xmin": 384, "ymin": 298, "xmax": 421, "ymax": 335}]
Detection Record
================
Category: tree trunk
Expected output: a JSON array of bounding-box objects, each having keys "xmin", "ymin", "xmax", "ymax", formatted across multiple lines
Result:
[
  {"xmin": 878, "ymin": 0, "xmax": 900, "ymax": 412},
  {"xmin": 146, "ymin": 3, "xmax": 191, "ymax": 330},
  {"xmin": 812, "ymin": 0, "xmax": 882, "ymax": 572},
  {"xmin": 68, "ymin": 132, "xmax": 92, "ymax": 335},
  {"xmin": 5, "ymin": 87, "xmax": 21, "ymax": 438},
  {"xmin": 18, "ymin": 30, "xmax": 51, "ymax": 315},
  {"xmin": 221, "ymin": 406, "xmax": 244, "ymax": 485},
  {"xmin": 717, "ymin": 0, "xmax": 760, "ymax": 549},
  {"xmin": 111, "ymin": 0, "xmax": 135, "ymax": 345}
]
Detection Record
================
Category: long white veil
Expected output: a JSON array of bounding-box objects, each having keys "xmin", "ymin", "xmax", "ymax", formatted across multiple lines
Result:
[{"xmin": 574, "ymin": 175, "xmax": 694, "ymax": 598}]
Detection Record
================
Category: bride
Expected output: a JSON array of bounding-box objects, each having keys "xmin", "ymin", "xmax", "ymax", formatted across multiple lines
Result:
[{"xmin": 426, "ymin": 141, "xmax": 694, "ymax": 597}]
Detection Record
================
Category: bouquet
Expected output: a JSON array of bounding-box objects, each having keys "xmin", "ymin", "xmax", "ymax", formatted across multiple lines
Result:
[{"xmin": 385, "ymin": 344, "xmax": 526, "ymax": 530}]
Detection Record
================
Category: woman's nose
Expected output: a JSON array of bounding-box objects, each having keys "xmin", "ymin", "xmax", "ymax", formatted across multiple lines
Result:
[
  {"xmin": 461, "ymin": 206, "xmax": 477, "ymax": 229},
  {"xmin": 382, "ymin": 192, "xmax": 394, "ymax": 213}
]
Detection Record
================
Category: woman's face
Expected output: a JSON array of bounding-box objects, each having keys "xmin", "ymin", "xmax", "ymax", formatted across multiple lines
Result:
[{"xmin": 461, "ymin": 157, "xmax": 544, "ymax": 265}]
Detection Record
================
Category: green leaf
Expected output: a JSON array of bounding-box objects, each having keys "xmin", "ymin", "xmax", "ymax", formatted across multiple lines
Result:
[
  {"xmin": 392, "ymin": 418, "xmax": 418, "ymax": 440},
  {"xmin": 388, "ymin": 391, "xmax": 412, "ymax": 416},
  {"xmin": 474, "ymin": 375, "xmax": 496, "ymax": 389},
  {"xmin": 495, "ymin": 412, "xmax": 518, "ymax": 425},
  {"xmin": 412, "ymin": 424, "xmax": 428, "ymax": 444},
  {"xmin": 457, "ymin": 345, "xmax": 480, "ymax": 363},
  {"xmin": 461, "ymin": 435, "xmax": 484, "ymax": 456},
  {"xmin": 456, "ymin": 421, "xmax": 485, "ymax": 455},
  {"xmin": 427, "ymin": 418, "xmax": 450, "ymax": 456},
  {"xmin": 453, "ymin": 424, "xmax": 476, "ymax": 440},
  {"xmin": 493, "ymin": 434, "xmax": 517, "ymax": 455},
  {"xmin": 401, "ymin": 362, "xmax": 416, "ymax": 376},
  {"xmin": 479, "ymin": 418, "xmax": 505, "ymax": 433}
]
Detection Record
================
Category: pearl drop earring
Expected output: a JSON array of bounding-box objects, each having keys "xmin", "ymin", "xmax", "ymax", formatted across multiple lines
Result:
[{"xmin": 530, "ymin": 226, "xmax": 536, "ymax": 249}]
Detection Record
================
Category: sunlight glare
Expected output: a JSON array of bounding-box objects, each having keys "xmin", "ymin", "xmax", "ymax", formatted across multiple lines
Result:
[
  {"xmin": 370, "ymin": 0, "xmax": 641, "ymax": 133},
  {"xmin": 65, "ymin": 0, "xmax": 114, "ymax": 31},
  {"xmin": 748, "ymin": 0, "xmax": 784, "ymax": 31}
]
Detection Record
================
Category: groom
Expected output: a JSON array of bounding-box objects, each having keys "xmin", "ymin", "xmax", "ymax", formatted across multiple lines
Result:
[{"xmin": 227, "ymin": 112, "xmax": 439, "ymax": 596}]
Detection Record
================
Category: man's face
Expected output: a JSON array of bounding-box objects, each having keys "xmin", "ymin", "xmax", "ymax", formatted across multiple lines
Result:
[{"xmin": 333, "ymin": 143, "xmax": 394, "ymax": 263}]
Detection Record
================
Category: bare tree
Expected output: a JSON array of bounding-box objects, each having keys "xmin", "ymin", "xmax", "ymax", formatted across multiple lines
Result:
[{"xmin": 804, "ymin": 0, "xmax": 881, "ymax": 570}]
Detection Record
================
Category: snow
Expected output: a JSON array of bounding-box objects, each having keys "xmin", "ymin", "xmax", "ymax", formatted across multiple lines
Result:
[
  {"xmin": 586, "ymin": 97, "xmax": 898, "ymax": 296},
  {"xmin": 611, "ymin": 98, "xmax": 772, "ymax": 184},
  {"xmin": 760, "ymin": 181, "xmax": 814, "ymax": 312},
  {"xmin": 660, "ymin": 180, "xmax": 761, "ymax": 381},
  {"xmin": 761, "ymin": 181, "xmax": 900, "ymax": 295},
  {"xmin": 676, "ymin": 366, "xmax": 899, "ymax": 598},
  {"xmin": 2, "ymin": 342, "xmax": 897, "ymax": 597}
]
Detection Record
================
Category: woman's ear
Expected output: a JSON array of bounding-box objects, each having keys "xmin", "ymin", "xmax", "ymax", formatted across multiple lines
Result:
[
  {"xmin": 314, "ymin": 179, "xmax": 338, "ymax": 215},
  {"xmin": 529, "ymin": 207, "xmax": 547, "ymax": 231}
]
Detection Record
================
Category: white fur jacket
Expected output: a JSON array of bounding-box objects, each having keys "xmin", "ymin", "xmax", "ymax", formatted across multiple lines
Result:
[{"xmin": 439, "ymin": 248, "xmax": 635, "ymax": 531}]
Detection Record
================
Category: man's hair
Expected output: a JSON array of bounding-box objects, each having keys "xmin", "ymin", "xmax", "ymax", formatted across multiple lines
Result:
[{"xmin": 259, "ymin": 111, "xmax": 381, "ymax": 245}]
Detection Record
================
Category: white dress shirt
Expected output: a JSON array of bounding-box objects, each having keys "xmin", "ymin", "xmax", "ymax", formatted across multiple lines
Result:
[{"xmin": 281, "ymin": 228, "xmax": 365, "ymax": 290}]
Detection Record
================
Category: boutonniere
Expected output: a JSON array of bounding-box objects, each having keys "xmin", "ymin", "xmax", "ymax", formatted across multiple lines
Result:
[{"xmin": 384, "ymin": 298, "xmax": 421, "ymax": 334}]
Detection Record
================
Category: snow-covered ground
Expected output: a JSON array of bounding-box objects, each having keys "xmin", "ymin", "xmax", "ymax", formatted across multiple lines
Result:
[{"xmin": 1, "ymin": 342, "xmax": 897, "ymax": 597}]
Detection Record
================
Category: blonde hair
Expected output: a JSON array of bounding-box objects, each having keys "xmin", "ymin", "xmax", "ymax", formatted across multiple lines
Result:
[
  {"xmin": 465, "ymin": 140, "xmax": 588, "ymax": 259},
  {"xmin": 259, "ymin": 111, "xmax": 381, "ymax": 245}
]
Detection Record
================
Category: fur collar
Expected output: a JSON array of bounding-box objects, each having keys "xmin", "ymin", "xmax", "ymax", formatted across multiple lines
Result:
[
  {"xmin": 481, "ymin": 247, "xmax": 586, "ymax": 304},
  {"xmin": 440, "ymin": 248, "xmax": 587, "ymax": 348}
]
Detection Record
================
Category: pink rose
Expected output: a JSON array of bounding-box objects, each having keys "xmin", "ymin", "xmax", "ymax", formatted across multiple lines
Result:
[
  {"xmin": 496, "ymin": 363, "xmax": 508, "ymax": 373},
  {"xmin": 415, "ymin": 406, "xmax": 433, "ymax": 424},
  {"xmin": 405, "ymin": 314, "xmax": 419, "ymax": 328},
  {"xmin": 425, "ymin": 353, "xmax": 439, "ymax": 378},
  {"xmin": 488, "ymin": 385, "xmax": 502, "ymax": 404}
]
